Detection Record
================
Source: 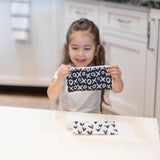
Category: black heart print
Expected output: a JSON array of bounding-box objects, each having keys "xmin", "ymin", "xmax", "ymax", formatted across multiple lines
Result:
[
  {"xmin": 73, "ymin": 126, "xmax": 78, "ymax": 129},
  {"xmin": 104, "ymin": 125, "xmax": 109, "ymax": 128},
  {"xmin": 72, "ymin": 121, "xmax": 118, "ymax": 135},
  {"xmin": 96, "ymin": 128, "xmax": 101, "ymax": 132},
  {"xmin": 98, "ymin": 124, "xmax": 102, "ymax": 127},
  {"xmin": 87, "ymin": 131, "xmax": 93, "ymax": 135},
  {"xmin": 80, "ymin": 123, "xmax": 85, "ymax": 126},
  {"xmin": 103, "ymin": 130, "xmax": 108, "ymax": 135},
  {"xmin": 88, "ymin": 125, "xmax": 94, "ymax": 129}
]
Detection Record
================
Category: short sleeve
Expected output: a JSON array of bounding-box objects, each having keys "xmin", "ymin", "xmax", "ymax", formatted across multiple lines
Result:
[
  {"xmin": 52, "ymin": 64, "xmax": 65, "ymax": 80},
  {"xmin": 53, "ymin": 70, "xmax": 58, "ymax": 79}
]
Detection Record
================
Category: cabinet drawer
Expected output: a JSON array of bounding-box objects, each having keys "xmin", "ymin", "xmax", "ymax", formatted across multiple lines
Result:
[
  {"xmin": 64, "ymin": 1, "xmax": 98, "ymax": 31},
  {"xmin": 99, "ymin": 6, "xmax": 148, "ymax": 37}
]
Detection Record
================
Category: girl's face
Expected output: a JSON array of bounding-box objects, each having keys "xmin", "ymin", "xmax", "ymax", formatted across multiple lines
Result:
[{"xmin": 68, "ymin": 31, "xmax": 98, "ymax": 67}]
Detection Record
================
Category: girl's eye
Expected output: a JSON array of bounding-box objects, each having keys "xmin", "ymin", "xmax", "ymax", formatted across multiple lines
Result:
[
  {"xmin": 84, "ymin": 48, "xmax": 91, "ymax": 50},
  {"xmin": 72, "ymin": 47, "xmax": 78, "ymax": 50}
]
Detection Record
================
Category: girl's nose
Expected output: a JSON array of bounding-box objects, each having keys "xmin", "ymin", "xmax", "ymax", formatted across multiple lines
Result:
[{"xmin": 78, "ymin": 49, "xmax": 83, "ymax": 56}]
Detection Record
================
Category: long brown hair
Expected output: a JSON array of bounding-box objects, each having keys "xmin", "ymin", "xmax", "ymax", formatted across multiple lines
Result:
[{"xmin": 62, "ymin": 18, "xmax": 105, "ymax": 66}]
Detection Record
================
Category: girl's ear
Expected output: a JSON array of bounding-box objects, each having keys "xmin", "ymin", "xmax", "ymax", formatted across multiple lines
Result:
[{"xmin": 95, "ymin": 44, "xmax": 100, "ymax": 56}]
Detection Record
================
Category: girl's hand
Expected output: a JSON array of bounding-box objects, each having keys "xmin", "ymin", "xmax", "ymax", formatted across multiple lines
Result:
[
  {"xmin": 57, "ymin": 65, "xmax": 72, "ymax": 83},
  {"xmin": 47, "ymin": 65, "xmax": 71, "ymax": 100},
  {"xmin": 107, "ymin": 65, "xmax": 123, "ymax": 93},
  {"xmin": 107, "ymin": 65, "xmax": 122, "ymax": 81}
]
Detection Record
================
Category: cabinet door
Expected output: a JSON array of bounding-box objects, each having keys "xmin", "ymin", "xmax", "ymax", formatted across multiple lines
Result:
[
  {"xmin": 102, "ymin": 34, "xmax": 147, "ymax": 116},
  {"xmin": 63, "ymin": 1, "xmax": 98, "ymax": 38}
]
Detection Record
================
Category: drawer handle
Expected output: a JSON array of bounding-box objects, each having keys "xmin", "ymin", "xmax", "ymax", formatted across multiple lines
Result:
[
  {"xmin": 148, "ymin": 18, "xmax": 156, "ymax": 51},
  {"xmin": 75, "ymin": 11, "xmax": 87, "ymax": 16},
  {"xmin": 117, "ymin": 19, "xmax": 131, "ymax": 24}
]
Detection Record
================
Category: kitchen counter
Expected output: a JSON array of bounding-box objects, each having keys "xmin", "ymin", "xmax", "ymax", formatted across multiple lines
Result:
[
  {"xmin": 0, "ymin": 106, "xmax": 160, "ymax": 160},
  {"xmin": 96, "ymin": 0, "xmax": 160, "ymax": 9},
  {"xmin": 67, "ymin": 0, "xmax": 149, "ymax": 12}
]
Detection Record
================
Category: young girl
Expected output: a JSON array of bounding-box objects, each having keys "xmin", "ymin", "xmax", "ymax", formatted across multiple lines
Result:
[{"xmin": 47, "ymin": 18, "xmax": 123, "ymax": 113}]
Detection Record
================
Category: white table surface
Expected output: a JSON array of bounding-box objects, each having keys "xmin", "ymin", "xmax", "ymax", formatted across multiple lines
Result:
[{"xmin": 0, "ymin": 106, "xmax": 160, "ymax": 160}]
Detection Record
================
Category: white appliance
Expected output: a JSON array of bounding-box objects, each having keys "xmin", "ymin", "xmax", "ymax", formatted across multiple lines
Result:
[{"xmin": 147, "ymin": 8, "xmax": 160, "ymax": 126}]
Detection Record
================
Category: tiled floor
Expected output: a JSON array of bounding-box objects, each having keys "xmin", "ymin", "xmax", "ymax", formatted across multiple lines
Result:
[
  {"xmin": 0, "ymin": 85, "xmax": 119, "ymax": 115},
  {"xmin": 0, "ymin": 86, "xmax": 114, "ymax": 114}
]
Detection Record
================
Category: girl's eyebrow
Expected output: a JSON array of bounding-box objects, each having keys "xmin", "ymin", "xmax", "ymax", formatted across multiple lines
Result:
[
  {"xmin": 70, "ymin": 44, "xmax": 78, "ymax": 46},
  {"xmin": 70, "ymin": 44, "xmax": 93, "ymax": 47},
  {"xmin": 84, "ymin": 45, "xmax": 92, "ymax": 47}
]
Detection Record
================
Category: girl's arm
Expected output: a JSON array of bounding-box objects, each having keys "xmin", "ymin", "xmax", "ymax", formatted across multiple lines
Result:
[
  {"xmin": 47, "ymin": 66, "xmax": 71, "ymax": 99},
  {"xmin": 107, "ymin": 65, "xmax": 124, "ymax": 93}
]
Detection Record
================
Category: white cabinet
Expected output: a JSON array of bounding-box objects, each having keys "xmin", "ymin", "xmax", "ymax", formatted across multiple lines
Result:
[
  {"xmin": 63, "ymin": 1, "xmax": 99, "ymax": 43},
  {"xmin": 101, "ymin": 34, "xmax": 147, "ymax": 116},
  {"xmin": 63, "ymin": 1, "xmax": 150, "ymax": 117},
  {"xmin": 100, "ymin": 6, "xmax": 148, "ymax": 116},
  {"xmin": 64, "ymin": 1, "xmax": 98, "ymax": 25},
  {"xmin": 146, "ymin": 9, "xmax": 160, "ymax": 126},
  {"xmin": 0, "ymin": 0, "xmax": 60, "ymax": 87}
]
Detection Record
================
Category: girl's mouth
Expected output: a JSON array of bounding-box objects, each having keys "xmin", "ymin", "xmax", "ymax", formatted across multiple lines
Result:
[{"xmin": 76, "ymin": 58, "xmax": 85, "ymax": 63}]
